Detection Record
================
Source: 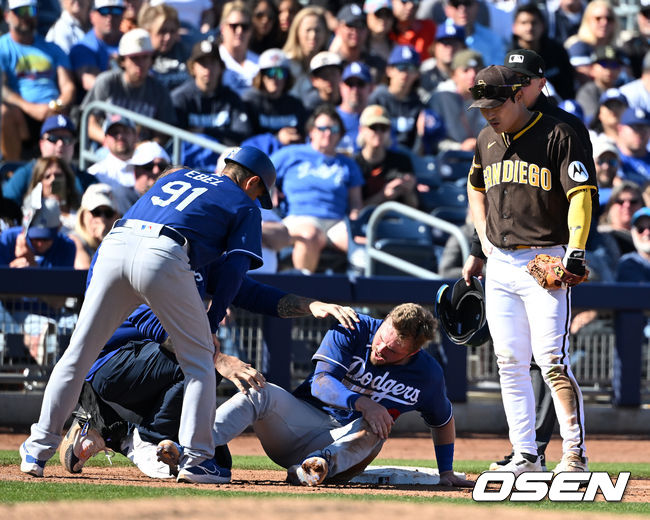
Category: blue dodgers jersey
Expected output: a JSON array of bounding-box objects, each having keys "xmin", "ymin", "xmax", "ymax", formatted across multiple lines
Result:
[
  {"xmin": 293, "ymin": 314, "xmax": 453, "ymax": 428},
  {"xmin": 271, "ymin": 144, "xmax": 364, "ymax": 219},
  {"xmin": 123, "ymin": 169, "xmax": 263, "ymax": 269}
]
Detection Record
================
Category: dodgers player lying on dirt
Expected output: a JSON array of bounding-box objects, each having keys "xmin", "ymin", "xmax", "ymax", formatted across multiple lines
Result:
[
  {"xmin": 163, "ymin": 303, "xmax": 473, "ymax": 487},
  {"xmin": 58, "ymin": 260, "xmax": 359, "ymax": 479}
]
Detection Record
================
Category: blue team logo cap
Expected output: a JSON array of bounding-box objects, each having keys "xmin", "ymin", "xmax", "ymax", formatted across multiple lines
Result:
[
  {"xmin": 388, "ymin": 45, "xmax": 420, "ymax": 67},
  {"xmin": 435, "ymin": 24, "xmax": 465, "ymax": 42},
  {"xmin": 342, "ymin": 61, "xmax": 372, "ymax": 84},
  {"xmin": 40, "ymin": 114, "xmax": 76, "ymax": 137},
  {"xmin": 224, "ymin": 146, "xmax": 276, "ymax": 209}
]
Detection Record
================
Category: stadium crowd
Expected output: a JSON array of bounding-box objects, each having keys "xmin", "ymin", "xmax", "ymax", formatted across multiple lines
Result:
[{"xmin": 1, "ymin": 0, "xmax": 650, "ymax": 362}]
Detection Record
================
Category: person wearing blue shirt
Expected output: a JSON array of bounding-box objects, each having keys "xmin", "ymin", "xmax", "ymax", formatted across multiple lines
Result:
[
  {"xmin": 202, "ymin": 304, "xmax": 474, "ymax": 488},
  {"xmin": 271, "ymin": 104, "xmax": 364, "ymax": 273},
  {"xmin": 335, "ymin": 61, "xmax": 374, "ymax": 156},
  {"xmin": 20, "ymin": 147, "xmax": 277, "ymax": 485},
  {"xmin": 616, "ymin": 207, "xmax": 650, "ymax": 282},
  {"xmin": 616, "ymin": 107, "xmax": 650, "ymax": 187},
  {"xmin": 0, "ymin": 0, "xmax": 76, "ymax": 160}
]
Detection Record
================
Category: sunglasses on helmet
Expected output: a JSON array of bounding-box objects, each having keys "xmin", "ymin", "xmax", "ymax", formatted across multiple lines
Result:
[{"xmin": 469, "ymin": 83, "xmax": 523, "ymax": 101}]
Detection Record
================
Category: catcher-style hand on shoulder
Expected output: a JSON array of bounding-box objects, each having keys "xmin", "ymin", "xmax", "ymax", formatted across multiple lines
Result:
[{"xmin": 527, "ymin": 252, "xmax": 589, "ymax": 290}]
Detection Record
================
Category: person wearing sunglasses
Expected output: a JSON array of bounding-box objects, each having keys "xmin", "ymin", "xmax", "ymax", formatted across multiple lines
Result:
[
  {"xmin": 70, "ymin": 183, "xmax": 120, "ymax": 270},
  {"xmin": 69, "ymin": 0, "xmax": 125, "ymax": 95},
  {"xmin": 129, "ymin": 141, "xmax": 171, "ymax": 200},
  {"xmin": 243, "ymin": 48, "xmax": 307, "ymax": 147},
  {"xmin": 0, "ymin": 0, "xmax": 76, "ymax": 161},
  {"xmin": 219, "ymin": 1, "xmax": 259, "ymax": 96},
  {"xmin": 390, "ymin": 0, "xmax": 435, "ymax": 60},
  {"xmin": 467, "ymin": 65, "xmax": 597, "ymax": 476},
  {"xmin": 171, "ymin": 39, "xmax": 254, "ymax": 150},
  {"xmin": 270, "ymin": 104, "xmax": 364, "ymax": 274},
  {"xmin": 2, "ymin": 115, "xmax": 97, "ymax": 209},
  {"xmin": 249, "ymin": 0, "xmax": 283, "ymax": 55},
  {"xmin": 599, "ymin": 180, "xmax": 645, "ymax": 257},
  {"xmin": 442, "ymin": 0, "xmax": 506, "ymax": 68},
  {"xmin": 45, "ymin": 0, "xmax": 92, "ymax": 54},
  {"xmin": 364, "ymin": 0, "xmax": 395, "ymax": 63},
  {"xmin": 616, "ymin": 207, "xmax": 650, "ymax": 284}
]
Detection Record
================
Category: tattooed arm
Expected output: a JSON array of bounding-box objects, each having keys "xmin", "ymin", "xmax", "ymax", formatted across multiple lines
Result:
[{"xmin": 277, "ymin": 294, "xmax": 359, "ymax": 329}]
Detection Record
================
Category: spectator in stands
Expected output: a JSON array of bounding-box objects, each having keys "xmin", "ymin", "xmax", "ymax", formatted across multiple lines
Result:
[
  {"xmin": 576, "ymin": 46, "xmax": 625, "ymax": 123},
  {"xmin": 330, "ymin": 4, "xmax": 385, "ymax": 83},
  {"xmin": 336, "ymin": 61, "xmax": 374, "ymax": 155},
  {"xmin": 138, "ymin": 3, "xmax": 191, "ymax": 92},
  {"xmin": 119, "ymin": 0, "xmax": 144, "ymax": 33},
  {"xmin": 249, "ymin": 0, "xmax": 282, "ymax": 55},
  {"xmin": 598, "ymin": 181, "xmax": 645, "ymax": 257},
  {"xmin": 616, "ymin": 207, "xmax": 650, "ymax": 283},
  {"xmin": 243, "ymin": 48, "xmax": 307, "ymax": 147},
  {"xmin": 0, "ymin": 0, "xmax": 76, "ymax": 161},
  {"xmin": 82, "ymin": 28, "xmax": 177, "ymax": 145},
  {"xmin": 270, "ymin": 104, "xmax": 364, "ymax": 274},
  {"xmin": 86, "ymin": 115, "xmax": 136, "ymax": 215},
  {"xmin": 0, "ymin": 198, "xmax": 77, "ymax": 363},
  {"xmin": 622, "ymin": 2, "xmax": 650, "ymax": 79},
  {"xmin": 24, "ymin": 157, "xmax": 81, "ymax": 233},
  {"xmin": 588, "ymin": 89, "xmax": 628, "ymax": 142},
  {"xmin": 616, "ymin": 107, "xmax": 650, "ymax": 187},
  {"xmin": 2, "ymin": 115, "xmax": 95, "ymax": 207},
  {"xmin": 172, "ymin": 39, "xmax": 255, "ymax": 147},
  {"xmin": 368, "ymin": 44, "xmax": 425, "ymax": 151},
  {"xmin": 304, "ymin": 51, "xmax": 343, "ymax": 113},
  {"xmin": 283, "ymin": 6, "xmax": 330, "ymax": 100},
  {"xmin": 129, "ymin": 141, "xmax": 171, "ymax": 199},
  {"xmin": 390, "ymin": 0, "xmax": 435, "ymax": 60},
  {"xmin": 508, "ymin": 2, "xmax": 575, "ymax": 101},
  {"xmin": 564, "ymin": 0, "xmax": 619, "ymax": 58},
  {"xmin": 438, "ymin": 210, "xmax": 474, "ymax": 279},
  {"xmin": 592, "ymin": 135, "xmax": 623, "ymax": 210},
  {"xmin": 429, "ymin": 48, "xmax": 484, "ymax": 152},
  {"xmin": 219, "ymin": 1, "xmax": 259, "ymax": 96},
  {"xmin": 69, "ymin": 0, "xmax": 124, "ymax": 95},
  {"xmin": 364, "ymin": 0, "xmax": 394, "ymax": 63},
  {"xmin": 546, "ymin": 0, "xmax": 584, "ymax": 46},
  {"xmin": 46, "ymin": 0, "xmax": 91, "ymax": 53},
  {"xmin": 70, "ymin": 183, "xmax": 119, "ymax": 269},
  {"xmin": 442, "ymin": 0, "xmax": 505, "ymax": 67},
  {"xmin": 619, "ymin": 50, "xmax": 650, "ymax": 113},
  {"xmin": 276, "ymin": 0, "xmax": 300, "ymax": 47},
  {"xmin": 148, "ymin": 0, "xmax": 214, "ymax": 33},
  {"xmin": 567, "ymin": 39, "xmax": 594, "ymax": 90},
  {"xmin": 355, "ymin": 104, "xmax": 417, "ymax": 208},
  {"xmin": 419, "ymin": 24, "xmax": 465, "ymax": 104}
]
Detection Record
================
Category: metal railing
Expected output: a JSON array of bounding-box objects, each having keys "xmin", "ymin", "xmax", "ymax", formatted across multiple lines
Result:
[
  {"xmin": 78, "ymin": 101, "xmax": 228, "ymax": 170},
  {"xmin": 364, "ymin": 201, "xmax": 470, "ymax": 279}
]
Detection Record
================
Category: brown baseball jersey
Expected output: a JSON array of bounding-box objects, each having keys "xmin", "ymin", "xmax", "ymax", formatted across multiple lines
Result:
[{"xmin": 468, "ymin": 112, "xmax": 598, "ymax": 249}]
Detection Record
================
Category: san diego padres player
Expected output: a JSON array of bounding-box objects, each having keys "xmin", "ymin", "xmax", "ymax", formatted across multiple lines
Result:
[
  {"xmin": 21, "ymin": 147, "xmax": 275, "ymax": 484},
  {"xmin": 466, "ymin": 65, "xmax": 597, "ymax": 475}
]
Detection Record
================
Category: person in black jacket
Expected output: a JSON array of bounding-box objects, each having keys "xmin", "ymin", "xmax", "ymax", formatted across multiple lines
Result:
[{"xmin": 171, "ymin": 39, "xmax": 254, "ymax": 146}]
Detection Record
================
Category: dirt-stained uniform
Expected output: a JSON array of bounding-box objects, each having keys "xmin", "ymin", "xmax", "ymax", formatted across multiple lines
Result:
[{"xmin": 468, "ymin": 110, "xmax": 597, "ymax": 462}]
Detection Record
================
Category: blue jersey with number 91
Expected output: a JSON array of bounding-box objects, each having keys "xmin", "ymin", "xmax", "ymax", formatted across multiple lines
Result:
[{"xmin": 123, "ymin": 169, "xmax": 263, "ymax": 270}]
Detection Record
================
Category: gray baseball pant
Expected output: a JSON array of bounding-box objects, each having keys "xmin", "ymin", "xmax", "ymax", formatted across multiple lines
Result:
[
  {"xmin": 213, "ymin": 383, "xmax": 385, "ymax": 479},
  {"xmin": 24, "ymin": 227, "xmax": 217, "ymax": 465}
]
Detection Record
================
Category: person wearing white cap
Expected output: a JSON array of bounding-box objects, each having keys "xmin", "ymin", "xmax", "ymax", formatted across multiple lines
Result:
[
  {"xmin": 0, "ymin": 0, "xmax": 76, "ymax": 160},
  {"xmin": 130, "ymin": 141, "xmax": 171, "ymax": 198},
  {"xmin": 242, "ymin": 48, "xmax": 308, "ymax": 145},
  {"xmin": 219, "ymin": 1, "xmax": 260, "ymax": 96},
  {"xmin": 69, "ymin": 0, "xmax": 125, "ymax": 95},
  {"xmin": 304, "ymin": 51, "xmax": 343, "ymax": 113},
  {"xmin": 46, "ymin": 0, "xmax": 91, "ymax": 54},
  {"xmin": 70, "ymin": 183, "xmax": 120, "ymax": 269},
  {"xmin": 81, "ymin": 27, "xmax": 177, "ymax": 145}
]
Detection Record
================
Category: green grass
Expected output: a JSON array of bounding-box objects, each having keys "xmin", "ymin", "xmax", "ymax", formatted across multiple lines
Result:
[{"xmin": 1, "ymin": 449, "xmax": 649, "ymax": 515}]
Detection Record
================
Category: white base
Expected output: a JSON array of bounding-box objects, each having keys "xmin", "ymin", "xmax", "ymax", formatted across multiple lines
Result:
[{"xmin": 349, "ymin": 465, "xmax": 466, "ymax": 485}]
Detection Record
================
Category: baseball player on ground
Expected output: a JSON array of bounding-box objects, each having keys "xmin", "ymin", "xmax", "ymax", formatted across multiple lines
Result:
[
  {"xmin": 58, "ymin": 272, "xmax": 359, "ymax": 479},
  {"xmin": 466, "ymin": 65, "xmax": 597, "ymax": 475},
  {"xmin": 464, "ymin": 49, "xmax": 598, "ymax": 472},
  {"xmin": 157, "ymin": 303, "xmax": 473, "ymax": 487},
  {"xmin": 20, "ymin": 147, "xmax": 276, "ymax": 484}
]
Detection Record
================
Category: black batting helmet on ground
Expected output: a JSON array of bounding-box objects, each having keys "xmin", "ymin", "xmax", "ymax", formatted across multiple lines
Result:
[{"xmin": 435, "ymin": 277, "xmax": 490, "ymax": 347}]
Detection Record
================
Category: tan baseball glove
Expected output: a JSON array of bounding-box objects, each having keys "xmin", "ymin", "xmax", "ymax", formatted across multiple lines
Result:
[{"xmin": 527, "ymin": 254, "xmax": 589, "ymax": 289}]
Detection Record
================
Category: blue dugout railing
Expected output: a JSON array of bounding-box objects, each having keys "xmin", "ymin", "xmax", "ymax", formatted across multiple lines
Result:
[{"xmin": 0, "ymin": 267, "xmax": 647, "ymax": 406}]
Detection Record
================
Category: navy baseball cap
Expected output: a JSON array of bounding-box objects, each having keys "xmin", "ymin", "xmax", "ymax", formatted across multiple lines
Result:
[
  {"xmin": 337, "ymin": 4, "xmax": 365, "ymax": 27},
  {"xmin": 567, "ymin": 41, "xmax": 594, "ymax": 67},
  {"xmin": 342, "ymin": 61, "xmax": 371, "ymax": 84},
  {"xmin": 40, "ymin": 114, "xmax": 76, "ymax": 137},
  {"xmin": 620, "ymin": 107, "xmax": 650, "ymax": 127},
  {"xmin": 224, "ymin": 146, "xmax": 276, "ymax": 209},
  {"xmin": 436, "ymin": 24, "xmax": 465, "ymax": 42},
  {"xmin": 26, "ymin": 198, "xmax": 61, "ymax": 241},
  {"xmin": 103, "ymin": 114, "xmax": 135, "ymax": 134},
  {"xmin": 388, "ymin": 45, "xmax": 420, "ymax": 66},
  {"xmin": 599, "ymin": 88, "xmax": 628, "ymax": 106}
]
